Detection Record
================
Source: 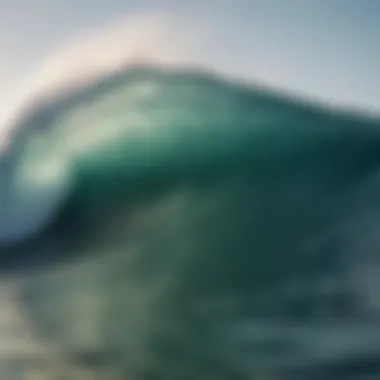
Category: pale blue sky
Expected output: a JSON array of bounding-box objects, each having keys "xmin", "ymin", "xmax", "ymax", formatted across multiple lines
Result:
[{"xmin": 0, "ymin": 0, "xmax": 379, "ymax": 116}]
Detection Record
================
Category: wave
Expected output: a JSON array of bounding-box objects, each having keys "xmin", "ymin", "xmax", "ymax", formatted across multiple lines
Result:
[
  {"xmin": 2, "ymin": 60, "xmax": 379, "ymax": 244},
  {"xmin": 1, "ymin": 13, "xmax": 380, "ymax": 379}
]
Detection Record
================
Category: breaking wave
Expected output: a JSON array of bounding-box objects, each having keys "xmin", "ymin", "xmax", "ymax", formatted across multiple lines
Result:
[{"xmin": 0, "ymin": 11, "xmax": 380, "ymax": 379}]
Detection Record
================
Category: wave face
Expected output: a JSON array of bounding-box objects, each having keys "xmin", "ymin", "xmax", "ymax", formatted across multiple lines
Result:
[{"xmin": 1, "ymin": 61, "xmax": 380, "ymax": 378}]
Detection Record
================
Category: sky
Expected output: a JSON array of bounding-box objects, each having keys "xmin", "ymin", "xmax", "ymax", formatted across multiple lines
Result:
[{"xmin": 0, "ymin": 0, "xmax": 379, "ymax": 123}]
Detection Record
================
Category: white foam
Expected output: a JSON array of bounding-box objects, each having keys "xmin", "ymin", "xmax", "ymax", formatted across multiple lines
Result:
[
  {"xmin": 0, "ymin": 11, "xmax": 203, "ymax": 153},
  {"xmin": 23, "ymin": 12, "xmax": 199, "ymax": 101}
]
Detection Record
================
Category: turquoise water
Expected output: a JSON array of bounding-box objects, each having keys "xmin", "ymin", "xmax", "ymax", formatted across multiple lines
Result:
[{"xmin": 1, "ymin": 65, "xmax": 380, "ymax": 378}]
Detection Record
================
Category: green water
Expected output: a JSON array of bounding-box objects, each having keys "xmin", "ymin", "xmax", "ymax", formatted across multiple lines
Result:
[{"xmin": 1, "ymin": 65, "xmax": 380, "ymax": 379}]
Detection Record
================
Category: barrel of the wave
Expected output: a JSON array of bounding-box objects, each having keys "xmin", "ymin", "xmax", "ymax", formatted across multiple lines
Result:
[{"xmin": 3, "ymin": 65, "xmax": 380, "ymax": 380}]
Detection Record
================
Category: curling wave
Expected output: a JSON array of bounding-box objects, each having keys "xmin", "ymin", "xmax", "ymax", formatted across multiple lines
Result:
[{"xmin": 1, "ymin": 13, "xmax": 380, "ymax": 380}]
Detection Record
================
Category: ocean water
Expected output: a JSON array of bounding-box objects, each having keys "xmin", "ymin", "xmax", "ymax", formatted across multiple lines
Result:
[{"xmin": 1, "ymin": 63, "xmax": 380, "ymax": 379}]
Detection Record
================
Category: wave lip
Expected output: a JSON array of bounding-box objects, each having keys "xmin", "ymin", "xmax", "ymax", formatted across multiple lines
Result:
[{"xmin": 0, "ymin": 10, "xmax": 203, "ymax": 247}]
